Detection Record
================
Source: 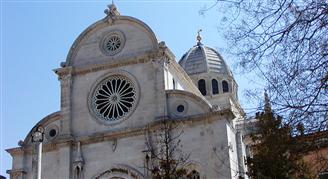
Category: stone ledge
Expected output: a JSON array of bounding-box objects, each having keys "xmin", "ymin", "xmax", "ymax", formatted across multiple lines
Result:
[{"xmin": 6, "ymin": 109, "xmax": 234, "ymax": 156}]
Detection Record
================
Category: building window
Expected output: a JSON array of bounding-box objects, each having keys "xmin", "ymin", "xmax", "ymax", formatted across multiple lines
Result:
[
  {"xmin": 187, "ymin": 170, "xmax": 200, "ymax": 179},
  {"xmin": 49, "ymin": 129, "xmax": 57, "ymax": 137},
  {"xmin": 222, "ymin": 80, "xmax": 229, "ymax": 93},
  {"xmin": 212, "ymin": 79, "xmax": 219, "ymax": 95},
  {"xmin": 91, "ymin": 75, "xmax": 137, "ymax": 122},
  {"xmin": 173, "ymin": 79, "xmax": 176, "ymax": 89},
  {"xmin": 45, "ymin": 125, "xmax": 59, "ymax": 140},
  {"xmin": 100, "ymin": 31, "xmax": 125, "ymax": 56},
  {"xmin": 198, "ymin": 79, "xmax": 206, "ymax": 96},
  {"xmin": 177, "ymin": 105, "xmax": 184, "ymax": 113}
]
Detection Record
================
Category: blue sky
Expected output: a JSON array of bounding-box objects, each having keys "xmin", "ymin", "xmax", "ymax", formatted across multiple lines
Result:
[{"xmin": 1, "ymin": 0, "xmax": 261, "ymax": 177}]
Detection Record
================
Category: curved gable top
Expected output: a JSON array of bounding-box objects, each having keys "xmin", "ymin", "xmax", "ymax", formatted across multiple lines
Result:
[
  {"xmin": 23, "ymin": 111, "xmax": 61, "ymax": 144},
  {"xmin": 66, "ymin": 14, "xmax": 159, "ymax": 67}
]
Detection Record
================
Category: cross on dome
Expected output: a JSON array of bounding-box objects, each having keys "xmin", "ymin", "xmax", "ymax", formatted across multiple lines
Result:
[{"xmin": 197, "ymin": 29, "xmax": 202, "ymax": 45}]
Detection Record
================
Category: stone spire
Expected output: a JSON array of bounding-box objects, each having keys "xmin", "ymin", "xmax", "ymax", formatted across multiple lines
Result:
[{"xmin": 264, "ymin": 90, "xmax": 272, "ymax": 113}]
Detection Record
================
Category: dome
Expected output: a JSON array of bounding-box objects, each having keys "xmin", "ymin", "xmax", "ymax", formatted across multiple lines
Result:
[{"xmin": 179, "ymin": 44, "xmax": 232, "ymax": 76}]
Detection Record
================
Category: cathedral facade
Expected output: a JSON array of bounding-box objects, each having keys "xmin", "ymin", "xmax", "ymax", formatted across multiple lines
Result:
[{"xmin": 7, "ymin": 4, "xmax": 248, "ymax": 179}]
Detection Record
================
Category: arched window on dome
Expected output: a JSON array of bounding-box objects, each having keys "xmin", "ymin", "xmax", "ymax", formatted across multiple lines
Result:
[
  {"xmin": 198, "ymin": 79, "xmax": 206, "ymax": 96},
  {"xmin": 173, "ymin": 79, "xmax": 176, "ymax": 90},
  {"xmin": 187, "ymin": 170, "xmax": 200, "ymax": 179},
  {"xmin": 222, "ymin": 80, "xmax": 229, "ymax": 93},
  {"xmin": 212, "ymin": 79, "xmax": 219, "ymax": 95}
]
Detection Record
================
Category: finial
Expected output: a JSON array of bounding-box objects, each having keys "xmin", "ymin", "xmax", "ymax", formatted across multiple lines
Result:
[
  {"xmin": 75, "ymin": 141, "xmax": 84, "ymax": 162},
  {"xmin": 104, "ymin": 1, "xmax": 120, "ymax": 17},
  {"xmin": 197, "ymin": 29, "xmax": 202, "ymax": 45},
  {"xmin": 264, "ymin": 89, "xmax": 272, "ymax": 113}
]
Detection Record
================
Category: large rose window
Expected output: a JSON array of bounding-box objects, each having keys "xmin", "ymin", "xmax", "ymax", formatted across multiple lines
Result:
[{"xmin": 90, "ymin": 75, "xmax": 137, "ymax": 122}]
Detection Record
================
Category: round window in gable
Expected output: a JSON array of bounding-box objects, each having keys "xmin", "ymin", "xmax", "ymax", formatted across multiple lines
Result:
[
  {"xmin": 45, "ymin": 125, "xmax": 59, "ymax": 140},
  {"xmin": 100, "ymin": 31, "xmax": 125, "ymax": 56},
  {"xmin": 177, "ymin": 105, "xmax": 185, "ymax": 113},
  {"xmin": 49, "ymin": 129, "xmax": 57, "ymax": 137},
  {"xmin": 172, "ymin": 100, "xmax": 188, "ymax": 116},
  {"xmin": 89, "ymin": 74, "xmax": 139, "ymax": 125}
]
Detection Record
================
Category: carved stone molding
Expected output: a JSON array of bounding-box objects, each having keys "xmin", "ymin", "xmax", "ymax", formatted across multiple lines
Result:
[
  {"xmin": 53, "ymin": 66, "xmax": 73, "ymax": 81},
  {"xmin": 94, "ymin": 164, "xmax": 144, "ymax": 179},
  {"xmin": 7, "ymin": 169, "xmax": 26, "ymax": 179}
]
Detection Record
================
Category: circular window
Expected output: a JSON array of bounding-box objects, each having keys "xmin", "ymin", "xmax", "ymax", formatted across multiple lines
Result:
[
  {"xmin": 49, "ymin": 129, "xmax": 57, "ymax": 137},
  {"xmin": 100, "ymin": 31, "xmax": 125, "ymax": 56},
  {"xmin": 90, "ymin": 75, "xmax": 137, "ymax": 123},
  {"xmin": 172, "ymin": 100, "xmax": 188, "ymax": 116},
  {"xmin": 177, "ymin": 105, "xmax": 185, "ymax": 113},
  {"xmin": 45, "ymin": 125, "xmax": 59, "ymax": 140}
]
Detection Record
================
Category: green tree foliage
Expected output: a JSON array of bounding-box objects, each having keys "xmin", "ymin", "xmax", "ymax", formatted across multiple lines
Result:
[{"xmin": 246, "ymin": 94, "xmax": 312, "ymax": 179}]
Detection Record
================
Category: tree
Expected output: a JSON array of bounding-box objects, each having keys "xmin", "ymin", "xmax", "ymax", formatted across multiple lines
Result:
[
  {"xmin": 246, "ymin": 92, "xmax": 312, "ymax": 179},
  {"xmin": 144, "ymin": 119, "xmax": 190, "ymax": 179},
  {"xmin": 201, "ymin": 0, "xmax": 328, "ymax": 132}
]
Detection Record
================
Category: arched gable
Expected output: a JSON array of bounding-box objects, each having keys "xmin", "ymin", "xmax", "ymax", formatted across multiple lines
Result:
[
  {"xmin": 23, "ymin": 111, "xmax": 61, "ymax": 145},
  {"xmin": 166, "ymin": 90, "xmax": 212, "ymax": 118},
  {"xmin": 66, "ymin": 14, "xmax": 159, "ymax": 67}
]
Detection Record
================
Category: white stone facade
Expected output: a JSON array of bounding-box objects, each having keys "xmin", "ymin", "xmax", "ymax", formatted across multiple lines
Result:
[{"xmin": 7, "ymin": 4, "xmax": 248, "ymax": 179}]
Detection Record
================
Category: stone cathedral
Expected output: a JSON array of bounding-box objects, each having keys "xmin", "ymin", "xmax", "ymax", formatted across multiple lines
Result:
[{"xmin": 7, "ymin": 4, "xmax": 248, "ymax": 179}]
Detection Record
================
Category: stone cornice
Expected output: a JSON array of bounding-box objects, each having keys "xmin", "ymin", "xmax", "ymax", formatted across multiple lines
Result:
[
  {"xmin": 6, "ymin": 168, "xmax": 26, "ymax": 177},
  {"xmin": 6, "ymin": 109, "xmax": 234, "ymax": 156},
  {"xmin": 78, "ymin": 109, "xmax": 234, "ymax": 145},
  {"xmin": 54, "ymin": 47, "xmax": 175, "ymax": 78},
  {"xmin": 6, "ymin": 137, "xmax": 74, "ymax": 156},
  {"xmin": 6, "ymin": 147, "xmax": 24, "ymax": 156},
  {"xmin": 53, "ymin": 66, "xmax": 72, "ymax": 80}
]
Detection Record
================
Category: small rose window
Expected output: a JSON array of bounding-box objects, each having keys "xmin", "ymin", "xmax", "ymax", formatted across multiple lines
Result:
[
  {"xmin": 100, "ymin": 31, "xmax": 125, "ymax": 56},
  {"xmin": 105, "ymin": 35, "xmax": 121, "ymax": 52}
]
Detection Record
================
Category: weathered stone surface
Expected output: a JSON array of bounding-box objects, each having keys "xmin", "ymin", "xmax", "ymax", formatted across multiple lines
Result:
[{"xmin": 6, "ymin": 4, "xmax": 248, "ymax": 179}]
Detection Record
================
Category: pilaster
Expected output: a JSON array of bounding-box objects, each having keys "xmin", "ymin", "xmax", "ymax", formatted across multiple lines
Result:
[{"xmin": 54, "ymin": 67, "xmax": 73, "ymax": 138}]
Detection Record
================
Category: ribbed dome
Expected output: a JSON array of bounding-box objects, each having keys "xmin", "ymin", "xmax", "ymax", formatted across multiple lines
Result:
[{"xmin": 179, "ymin": 44, "xmax": 232, "ymax": 76}]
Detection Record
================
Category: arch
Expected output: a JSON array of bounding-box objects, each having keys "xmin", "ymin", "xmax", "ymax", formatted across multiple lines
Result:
[
  {"xmin": 222, "ymin": 80, "xmax": 229, "ymax": 93},
  {"xmin": 212, "ymin": 79, "xmax": 219, "ymax": 95},
  {"xmin": 93, "ymin": 164, "xmax": 144, "ymax": 179},
  {"xmin": 198, "ymin": 79, "xmax": 206, "ymax": 96},
  {"xmin": 183, "ymin": 161, "xmax": 201, "ymax": 179},
  {"xmin": 187, "ymin": 170, "xmax": 200, "ymax": 179},
  {"xmin": 166, "ymin": 90, "xmax": 212, "ymax": 112},
  {"xmin": 66, "ymin": 15, "xmax": 159, "ymax": 66},
  {"xmin": 23, "ymin": 111, "xmax": 61, "ymax": 145}
]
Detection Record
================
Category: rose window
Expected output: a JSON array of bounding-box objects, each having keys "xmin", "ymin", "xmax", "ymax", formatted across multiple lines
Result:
[
  {"xmin": 91, "ymin": 75, "xmax": 137, "ymax": 122},
  {"xmin": 100, "ymin": 31, "xmax": 125, "ymax": 56},
  {"xmin": 105, "ymin": 35, "xmax": 121, "ymax": 52}
]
